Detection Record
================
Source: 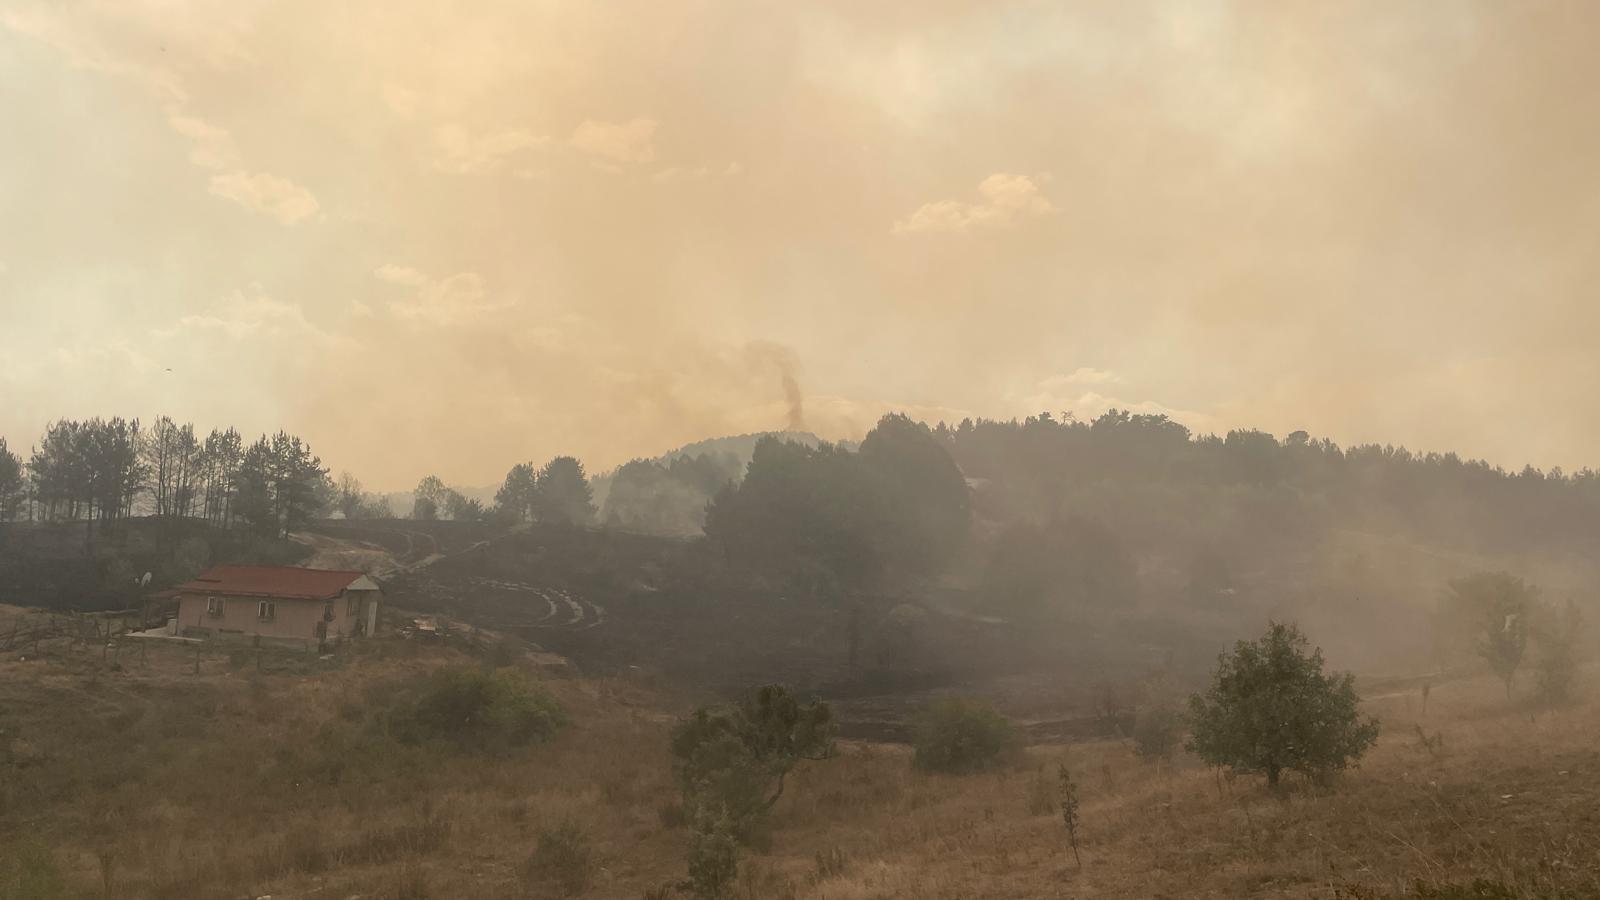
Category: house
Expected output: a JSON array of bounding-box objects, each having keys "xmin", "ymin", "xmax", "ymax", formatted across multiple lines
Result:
[{"xmin": 174, "ymin": 565, "xmax": 381, "ymax": 644}]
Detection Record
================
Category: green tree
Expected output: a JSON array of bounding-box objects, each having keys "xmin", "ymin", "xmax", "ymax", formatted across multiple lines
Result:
[
  {"xmin": 494, "ymin": 462, "xmax": 539, "ymax": 523},
  {"xmin": 272, "ymin": 432, "xmax": 330, "ymax": 538},
  {"xmin": 1443, "ymin": 573, "xmax": 1540, "ymax": 699},
  {"xmin": 671, "ymin": 685, "xmax": 834, "ymax": 838},
  {"xmin": 704, "ymin": 437, "xmax": 885, "ymax": 596},
  {"xmin": 230, "ymin": 433, "xmax": 329, "ymax": 538},
  {"xmin": 1186, "ymin": 622, "xmax": 1378, "ymax": 788},
  {"xmin": 532, "ymin": 456, "xmax": 596, "ymax": 526},
  {"xmin": 233, "ymin": 437, "xmax": 276, "ymax": 534},
  {"xmin": 413, "ymin": 474, "xmax": 446, "ymax": 520},
  {"xmin": 600, "ymin": 452, "xmax": 739, "ymax": 536},
  {"xmin": 334, "ymin": 471, "xmax": 365, "ymax": 519},
  {"xmin": 857, "ymin": 413, "xmax": 971, "ymax": 579},
  {"xmin": 443, "ymin": 489, "xmax": 485, "ymax": 522},
  {"xmin": 0, "ymin": 438, "xmax": 24, "ymax": 523}
]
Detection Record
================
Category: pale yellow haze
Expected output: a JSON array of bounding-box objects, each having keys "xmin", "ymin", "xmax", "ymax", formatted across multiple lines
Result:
[{"xmin": 2, "ymin": 2, "xmax": 1597, "ymax": 489}]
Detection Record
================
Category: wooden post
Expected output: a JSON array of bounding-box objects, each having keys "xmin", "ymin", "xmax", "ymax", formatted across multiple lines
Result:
[{"xmin": 193, "ymin": 641, "xmax": 202, "ymax": 675}]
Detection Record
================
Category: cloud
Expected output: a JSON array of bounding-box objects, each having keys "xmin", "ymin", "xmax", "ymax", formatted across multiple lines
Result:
[
  {"xmin": 432, "ymin": 123, "xmax": 549, "ymax": 174},
  {"xmin": 165, "ymin": 111, "xmax": 239, "ymax": 169},
  {"xmin": 158, "ymin": 287, "xmax": 331, "ymax": 343},
  {"xmin": 5, "ymin": 7, "xmax": 320, "ymax": 225},
  {"xmin": 382, "ymin": 83, "xmax": 421, "ymax": 117},
  {"xmin": 375, "ymin": 266, "xmax": 514, "ymax": 326},
  {"xmin": 893, "ymin": 173, "xmax": 1056, "ymax": 234},
  {"xmin": 54, "ymin": 338, "xmax": 157, "ymax": 374},
  {"xmin": 651, "ymin": 162, "xmax": 742, "ymax": 183},
  {"xmin": 207, "ymin": 172, "xmax": 320, "ymax": 224},
  {"xmin": 569, "ymin": 117, "xmax": 657, "ymax": 164},
  {"xmin": 651, "ymin": 165, "xmax": 711, "ymax": 183},
  {"xmin": 374, "ymin": 264, "xmax": 430, "ymax": 287},
  {"xmin": 1041, "ymin": 367, "xmax": 1124, "ymax": 388}
]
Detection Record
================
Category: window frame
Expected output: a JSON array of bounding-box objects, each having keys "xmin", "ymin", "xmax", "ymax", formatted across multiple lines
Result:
[
  {"xmin": 206, "ymin": 596, "xmax": 224, "ymax": 617},
  {"xmin": 257, "ymin": 600, "xmax": 276, "ymax": 621}
]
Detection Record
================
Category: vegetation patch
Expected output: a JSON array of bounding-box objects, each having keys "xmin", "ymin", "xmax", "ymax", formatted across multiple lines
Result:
[
  {"xmin": 383, "ymin": 665, "xmax": 567, "ymax": 754},
  {"xmin": 910, "ymin": 696, "xmax": 1020, "ymax": 774}
]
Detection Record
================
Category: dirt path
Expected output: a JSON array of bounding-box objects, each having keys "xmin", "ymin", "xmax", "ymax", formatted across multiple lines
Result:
[{"xmin": 289, "ymin": 531, "xmax": 401, "ymax": 574}]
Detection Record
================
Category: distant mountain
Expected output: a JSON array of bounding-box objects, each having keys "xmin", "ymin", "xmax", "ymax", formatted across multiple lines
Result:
[{"xmin": 658, "ymin": 429, "xmax": 841, "ymax": 463}]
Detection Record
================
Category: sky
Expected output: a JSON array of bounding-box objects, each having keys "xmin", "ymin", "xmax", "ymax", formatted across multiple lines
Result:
[{"xmin": 2, "ymin": 1, "xmax": 1597, "ymax": 489}]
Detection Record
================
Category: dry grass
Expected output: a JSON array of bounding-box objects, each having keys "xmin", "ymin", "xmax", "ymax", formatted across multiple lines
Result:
[{"xmin": 2, "ymin": 632, "xmax": 1597, "ymax": 899}]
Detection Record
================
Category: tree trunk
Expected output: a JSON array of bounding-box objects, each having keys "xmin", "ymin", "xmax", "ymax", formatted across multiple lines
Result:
[{"xmin": 765, "ymin": 770, "xmax": 788, "ymax": 809}]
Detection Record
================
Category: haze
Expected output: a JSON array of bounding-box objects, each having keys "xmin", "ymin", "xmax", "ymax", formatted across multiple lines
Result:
[{"xmin": 3, "ymin": 1, "xmax": 1597, "ymax": 488}]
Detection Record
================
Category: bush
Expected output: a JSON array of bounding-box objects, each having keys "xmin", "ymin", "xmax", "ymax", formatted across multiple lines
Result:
[
  {"xmin": 526, "ymin": 822, "xmax": 593, "ymax": 897},
  {"xmin": 1131, "ymin": 702, "xmax": 1182, "ymax": 762},
  {"xmin": 911, "ymin": 696, "xmax": 1020, "ymax": 773},
  {"xmin": 1533, "ymin": 599, "xmax": 1585, "ymax": 706},
  {"xmin": 684, "ymin": 808, "xmax": 739, "ymax": 899},
  {"xmin": 388, "ymin": 667, "xmax": 566, "ymax": 753},
  {"xmin": 1187, "ymin": 621, "xmax": 1378, "ymax": 788}
]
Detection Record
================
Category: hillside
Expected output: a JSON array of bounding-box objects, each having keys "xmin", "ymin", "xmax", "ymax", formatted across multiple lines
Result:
[
  {"xmin": 0, "ymin": 518, "xmax": 310, "ymax": 612},
  {"xmin": 3, "ymin": 612, "xmax": 1596, "ymax": 898}
]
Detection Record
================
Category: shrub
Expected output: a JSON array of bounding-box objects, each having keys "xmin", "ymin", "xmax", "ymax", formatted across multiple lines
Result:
[
  {"xmin": 1025, "ymin": 767, "xmax": 1056, "ymax": 815},
  {"xmin": 525, "ymin": 822, "xmax": 593, "ymax": 897},
  {"xmin": 657, "ymin": 799, "xmax": 688, "ymax": 830},
  {"xmin": 684, "ymin": 807, "xmax": 739, "ymax": 899},
  {"xmin": 1057, "ymin": 764, "xmax": 1082, "ymax": 867},
  {"xmin": 1187, "ymin": 621, "xmax": 1378, "ymax": 788},
  {"xmin": 1533, "ymin": 599, "xmax": 1585, "ymax": 706},
  {"xmin": 389, "ymin": 667, "xmax": 566, "ymax": 753},
  {"xmin": 911, "ymin": 696, "xmax": 1020, "ymax": 773},
  {"xmin": 1131, "ymin": 701, "xmax": 1182, "ymax": 762}
]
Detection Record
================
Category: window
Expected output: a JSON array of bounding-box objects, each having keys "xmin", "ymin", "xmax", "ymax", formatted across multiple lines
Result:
[
  {"xmin": 322, "ymin": 600, "xmax": 335, "ymax": 622},
  {"xmin": 206, "ymin": 596, "xmax": 224, "ymax": 617},
  {"xmin": 257, "ymin": 600, "xmax": 276, "ymax": 620}
]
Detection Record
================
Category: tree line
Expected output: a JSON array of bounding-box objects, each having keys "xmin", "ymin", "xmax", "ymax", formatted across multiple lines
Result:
[
  {"xmin": 0, "ymin": 417, "xmax": 330, "ymax": 540},
  {"xmin": 402, "ymin": 456, "xmax": 599, "ymax": 527}
]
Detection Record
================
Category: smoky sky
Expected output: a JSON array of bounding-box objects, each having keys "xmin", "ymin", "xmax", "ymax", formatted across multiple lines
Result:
[{"xmin": 2, "ymin": 1, "xmax": 1597, "ymax": 488}]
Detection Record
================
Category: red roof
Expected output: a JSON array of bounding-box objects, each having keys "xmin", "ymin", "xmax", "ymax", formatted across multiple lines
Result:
[{"xmin": 177, "ymin": 565, "xmax": 370, "ymax": 601}]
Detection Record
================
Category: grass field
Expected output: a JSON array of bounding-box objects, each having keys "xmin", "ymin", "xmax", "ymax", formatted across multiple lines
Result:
[{"xmin": 1, "ymin": 623, "xmax": 1596, "ymax": 899}]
